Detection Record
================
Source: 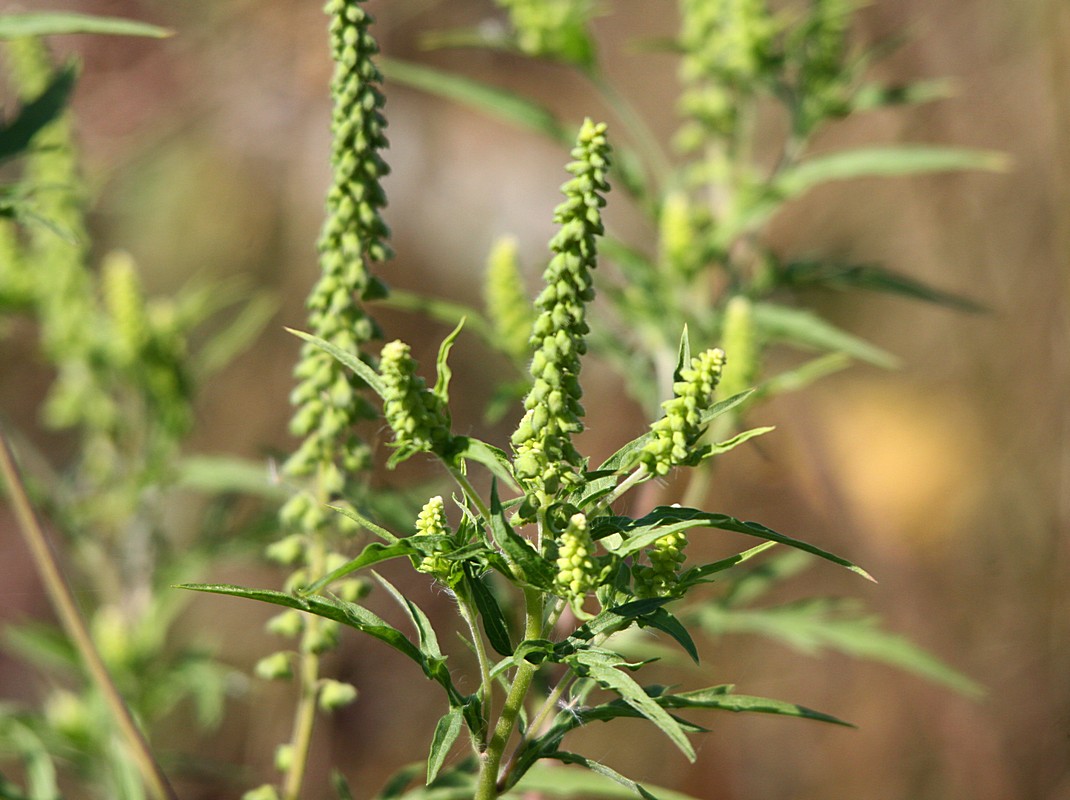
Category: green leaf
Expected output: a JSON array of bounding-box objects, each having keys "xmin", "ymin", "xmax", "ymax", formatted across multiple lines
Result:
[
  {"xmin": 380, "ymin": 58, "xmax": 570, "ymax": 145},
  {"xmin": 0, "ymin": 63, "xmax": 76, "ymax": 163},
  {"xmin": 704, "ymin": 426, "xmax": 775, "ymax": 459},
  {"xmin": 510, "ymin": 762, "xmax": 705, "ymax": 800},
  {"xmin": 462, "ymin": 564, "xmax": 513, "ymax": 657},
  {"xmin": 673, "ymin": 325, "xmax": 691, "ymax": 384},
  {"xmin": 723, "ymin": 146, "xmax": 1007, "ymax": 243},
  {"xmin": 612, "ymin": 506, "xmax": 875, "ymax": 582},
  {"xmin": 656, "ymin": 686, "xmax": 853, "ymax": 727},
  {"xmin": 778, "ymin": 146, "xmax": 1009, "ymax": 196},
  {"xmin": 175, "ymin": 584, "xmax": 465, "ymax": 704},
  {"xmin": 759, "ymin": 353, "xmax": 852, "ymax": 399},
  {"xmin": 638, "ymin": 608, "xmax": 699, "ymax": 664},
  {"xmin": 488, "ymin": 482, "xmax": 556, "ymax": 589},
  {"xmin": 677, "ymin": 541, "xmax": 778, "ymax": 586},
  {"xmin": 542, "ymin": 752, "xmax": 659, "ymax": 800},
  {"xmin": 0, "ymin": 13, "xmax": 172, "ymax": 39},
  {"xmin": 698, "ymin": 599, "xmax": 984, "ymax": 697},
  {"xmin": 286, "ymin": 328, "xmax": 386, "ymax": 398},
  {"xmin": 451, "ymin": 437, "xmax": 519, "ymax": 490},
  {"xmin": 780, "ymin": 260, "xmax": 987, "ymax": 313},
  {"xmin": 332, "ymin": 771, "xmax": 356, "ymax": 800},
  {"xmin": 433, "ymin": 317, "xmax": 466, "ymax": 405},
  {"xmin": 194, "ymin": 291, "xmax": 278, "ymax": 377},
  {"xmin": 302, "ymin": 541, "xmax": 418, "ymax": 595},
  {"xmin": 426, "ymin": 707, "xmax": 464, "ymax": 784},
  {"xmin": 374, "ymin": 572, "xmax": 443, "ymax": 659},
  {"xmin": 568, "ymin": 650, "xmax": 695, "ymax": 761},
  {"xmin": 751, "ymin": 302, "xmax": 898, "ymax": 368},
  {"xmin": 175, "ymin": 455, "xmax": 288, "ymax": 500},
  {"xmin": 328, "ymin": 504, "xmax": 401, "ymax": 544}
]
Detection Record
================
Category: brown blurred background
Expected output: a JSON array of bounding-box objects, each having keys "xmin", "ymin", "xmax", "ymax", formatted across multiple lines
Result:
[{"xmin": 2, "ymin": 0, "xmax": 1069, "ymax": 798}]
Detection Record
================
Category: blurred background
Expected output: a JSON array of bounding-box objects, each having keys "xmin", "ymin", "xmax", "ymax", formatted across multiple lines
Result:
[{"xmin": 2, "ymin": 0, "xmax": 1068, "ymax": 798}]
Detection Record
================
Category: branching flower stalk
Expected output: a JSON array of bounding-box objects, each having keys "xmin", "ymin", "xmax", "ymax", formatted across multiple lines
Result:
[
  {"xmin": 267, "ymin": 1, "xmax": 392, "ymax": 798},
  {"xmin": 511, "ymin": 117, "xmax": 611, "ymax": 522}
]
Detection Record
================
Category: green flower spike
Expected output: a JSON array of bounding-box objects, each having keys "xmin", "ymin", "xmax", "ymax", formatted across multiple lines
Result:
[
  {"xmin": 635, "ymin": 348, "xmax": 727, "ymax": 476},
  {"xmin": 676, "ymin": 0, "xmax": 775, "ymax": 147},
  {"xmin": 511, "ymin": 118, "xmax": 611, "ymax": 513},
  {"xmin": 484, "ymin": 236, "xmax": 535, "ymax": 364},
  {"xmin": 284, "ymin": 0, "xmax": 391, "ymax": 513},
  {"xmin": 634, "ymin": 530, "xmax": 688, "ymax": 598},
  {"xmin": 413, "ymin": 496, "xmax": 458, "ymax": 584},
  {"xmin": 379, "ymin": 340, "xmax": 454, "ymax": 463},
  {"xmin": 554, "ymin": 512, "xmax": 597, "ymax": 612}
]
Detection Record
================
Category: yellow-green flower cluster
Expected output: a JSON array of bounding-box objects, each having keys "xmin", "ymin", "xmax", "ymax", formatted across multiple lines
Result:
[
  {"xmin": 717, "ymin": 295, "xmax": 758, "ymax": 405},
  {"xmin": 676, "ymin": 0, "xmax": 776, "ymax": 147},
  {"xmin": 495, "ymin": 0, "xmax": 596, "ymax": 67},
  {"xmin": 379, "ymin": 341, "xmax": 453, "ymax": 461},
  {"xmin": 285, "ymin": 0, "xmax": 391, "ymax": 516},
  {"xmin": 511, "ymin": 119, "xmax": 611, "ymax": 512},
  {"xmin": 634, "ymin": 348, "xmax": 726, "ymax": 476},
  {"xmin": 554, "ymin": 513, "xmax": 596, "ymax": 603},
  {"xmin": 634, "ymin": 531, "xmax": 688, "ymax": 598},
  {"xmin": 413, "ymin": 496, "xmax": 458, "ymax": 584},
  {"xmin": 484, "ymin": 236, "xmax": 535, "ymax": 364}
]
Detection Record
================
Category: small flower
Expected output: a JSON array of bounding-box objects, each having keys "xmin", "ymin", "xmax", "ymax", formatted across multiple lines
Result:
[
  {"xmin": 379, "ymin": 341, "xmax": 454, "ymax": 462},
  {"xmin": 554, "ymin": 513, "xmax": 597, "ymax": 606},
  {"xmin": 634, "ymin": 348, "xmax": 726, "ymax": 475},
  {"xmin": 634, "ymin": 531, "xmax": 688, "ymax": 598}
]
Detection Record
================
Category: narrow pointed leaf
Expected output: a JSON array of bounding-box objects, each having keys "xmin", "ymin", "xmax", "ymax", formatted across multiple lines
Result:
[
  {"xmin": 0, "ymin": 64, "xmax": 76, "ymax": 163},
  {"xmin": 427, "ymin": 707, "xmax": 464, "ymax": 784},
  {"xmin": 381, "ymin": 58, "xmax": 569, "ymax": 144},
  {"xmin": 638, "ymin": 608, "xmax": 699, "ymax": 664},
  {"xmin": 0, "ymin": 13, "xmax": 172, "ymax": 39},
  {"xmin": 287, "ymin": 328, "xmax": 386, "ymax": 398},
  {"xmin": 512, "ymin": 763, "xmax": 706, "ymax": 800},
  {"xmin": 452, "ymin": 437, "xmax": 519, "ymax": 490},
  {"xmin": 568, "ymin": 651, "xmax": 695, "ymax": 761},
  {"xmin": 751, "ymin": 303, "xmax": 898, "ymax": 368},
  {"xmin": 176, "ymin": 584, "xmax": 464, "ymax": 703},
  {"xmin": 543, "ymin": 752, "xmax": 660, "ymax": 800},
  {"xmin": 488, "ymin": 482, "xmax": 555, "ymax": 589},
  {"xmin": 433, "ymin": 317, "xmax": 466, "ymax": 405},
  {"xmin": 375, "ymin": 572, "xmax": 442, "ymax": 659},
  {"xmin": 612, "ymin": 506, "xmax": 874, "ymax": 581},
  {"xmin": 328, "ymin": 504, "xmax": 401, "ymax": 544},
  {"xmin": 462, "ymin": 564, "xmax": 513, "ymax": 656},
  {"xmin": 657, "ymin": 686, "xmax": 853, "ymax": 726},
  {"xmin": 302, "ymin": 541, "xmax": 418, "ymax": 595},
  {"xmin": 780, "ymin": 260, "xmax": 987, "ymax": 313}
]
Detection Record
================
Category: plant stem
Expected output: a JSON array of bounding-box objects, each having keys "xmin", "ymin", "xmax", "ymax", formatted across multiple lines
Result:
[
  {"xmin": 475, "ymin": 587, "xmax": 543, "ymax": 800},
  {"xmin": 0, "ymin": 429, "xmax": 180, "ymax": 800},
  {"xmin": 458, "ymin": 596, "xmax": 494, "ymax": 735},
  {"xmin": 450, "ymin": 465, "xmax": 492, "ymax": 520},
  {"xmin": 282, "ymin": 506, "xmax": 329, "ymax": 800}
]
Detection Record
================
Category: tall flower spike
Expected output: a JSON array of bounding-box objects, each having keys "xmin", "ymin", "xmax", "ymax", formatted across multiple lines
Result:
[
  {"xmin": 379, "ymin": 340, "xmax": 454, "ymax": 464},
  {"xmin": 284, "ymin": 0, "xmax": 392, "ymax": 519},
  {"xmin": 511, "ymin": 119, "xmax": 611, "ymax": 513},
  {"xmin": 633, "ymin": 348, "xmax": 726, "ymax": 476}
]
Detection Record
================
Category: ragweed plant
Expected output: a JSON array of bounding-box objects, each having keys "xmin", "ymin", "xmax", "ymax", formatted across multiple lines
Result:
[
  {"xmin": 182, "ymin": 115, "xmax": 879, "ymax": 799},
  {"xmin": 380, "ymin": 0, "xmax": 995, "ymax": 699}
]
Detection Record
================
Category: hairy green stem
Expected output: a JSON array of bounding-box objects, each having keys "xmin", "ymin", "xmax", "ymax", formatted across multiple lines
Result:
[
  {"xmin": 475, "ymin": 587, "xmax": 543, "ymax": 799},
  {"xmin": 458, "ymin": 596, "xmax": 495, "ymax": 731},
  {"xmin": 450, "ymin": 465, "xmax": 492, "ymax": 520},
  {"xmin": 0, "ymin": 430, "xmax": 179, "ymax": 800},
  {"xmin": 282, "ymin": 520, "xmax": 328, "ymax": 800}
]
